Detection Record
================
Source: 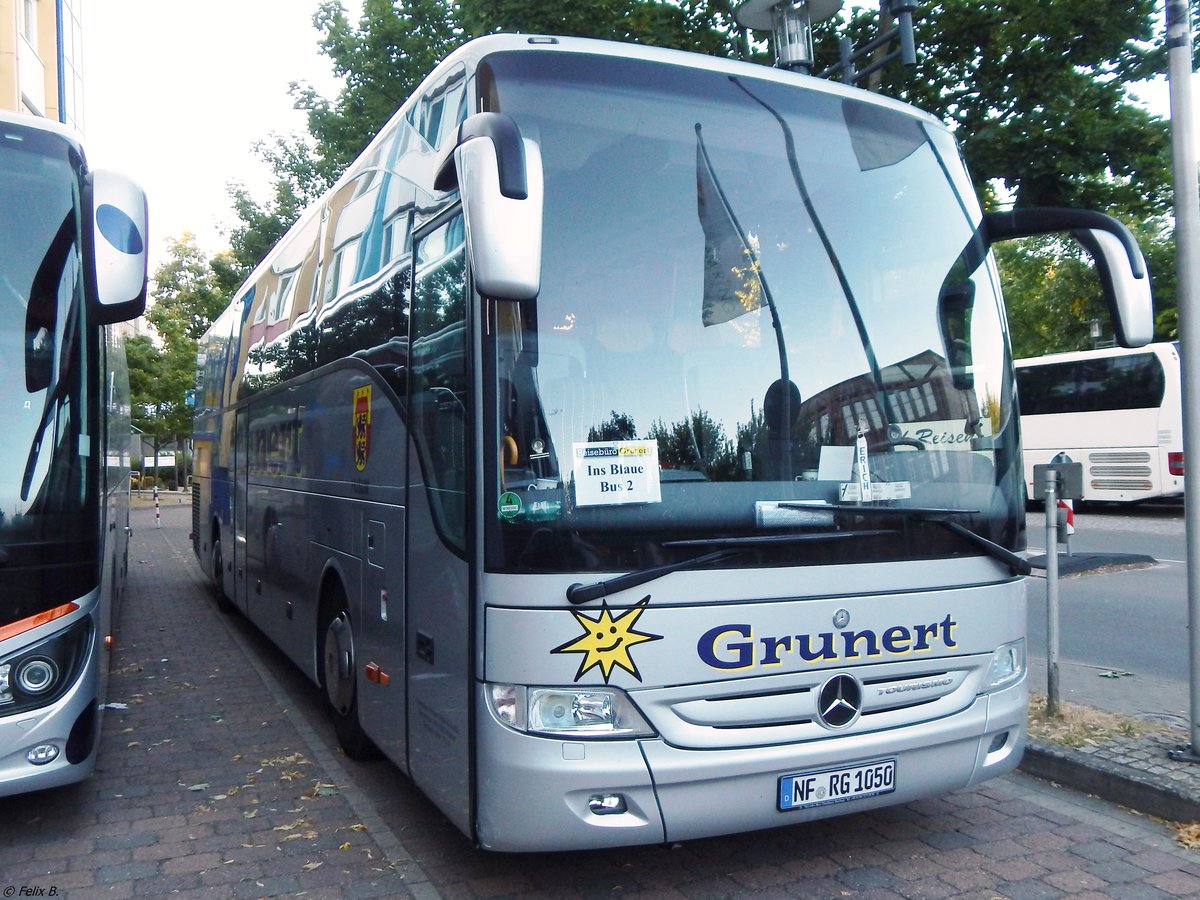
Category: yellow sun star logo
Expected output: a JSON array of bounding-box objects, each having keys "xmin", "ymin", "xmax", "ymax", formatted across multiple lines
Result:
[{"xmin": 552, "ymin": 597, "xmax": 662, "ymax": 683}]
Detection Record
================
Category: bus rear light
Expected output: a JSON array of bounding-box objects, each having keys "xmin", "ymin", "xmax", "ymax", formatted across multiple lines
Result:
[{"xmin": 1170, "ymin": 452, "xmax": 1185, "ymax": 476}]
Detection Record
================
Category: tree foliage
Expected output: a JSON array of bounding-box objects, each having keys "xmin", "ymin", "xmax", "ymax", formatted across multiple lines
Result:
[
  {"xmin": 222, "ymin": 0, "xmax": 1179, "ymax": 356},
  {"xmin": 128, "ymin": 235, "xmax": 231, "ymax": 453},
  {"xmin": 458, "ymin": 0, "xmax": 747, "ymax": 57},
  {"xmin": 828, "ymin": 0, "xmax": 1170, "ymax": 217}
]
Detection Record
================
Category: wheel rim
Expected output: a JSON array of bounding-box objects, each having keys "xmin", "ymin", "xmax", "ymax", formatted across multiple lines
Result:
[{"xmin": 323, "ymin": 612, "xmax": 355, "ymax": 716}]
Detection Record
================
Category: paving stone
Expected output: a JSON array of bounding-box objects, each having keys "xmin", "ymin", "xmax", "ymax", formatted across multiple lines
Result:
[{"xmin": 2, "ymin": 503, "xmax": 1200, "ymax": 899}]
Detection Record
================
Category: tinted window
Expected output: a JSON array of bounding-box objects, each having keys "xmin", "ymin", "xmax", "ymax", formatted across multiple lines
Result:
[
  {"xmin": 1017, "ymin": 353, "xmax": 1165, "ymax": 415},
  {"xmin": 410, "ymin": 215, "xmax": 468, "ymax": 552}
]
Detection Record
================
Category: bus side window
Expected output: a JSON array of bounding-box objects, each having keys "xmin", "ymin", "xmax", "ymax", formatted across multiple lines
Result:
[{"xmin": 410, "ymin": 214, "xmax": 468, "ymax": 552}]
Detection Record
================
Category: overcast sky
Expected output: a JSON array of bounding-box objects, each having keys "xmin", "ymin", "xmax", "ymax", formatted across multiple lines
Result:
[
  {"xmin": 80, "ymin": 3, "xmax": 1187, "ymax": 274},
  {"xmin": 83, "ymin": 0, "xmax": 347, "ymax": 269}
]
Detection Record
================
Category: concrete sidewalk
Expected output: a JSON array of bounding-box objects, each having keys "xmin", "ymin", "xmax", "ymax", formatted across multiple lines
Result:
[{"xmin": 1021, "ymin": 553, "xmax": 1200, "ymax": 825}]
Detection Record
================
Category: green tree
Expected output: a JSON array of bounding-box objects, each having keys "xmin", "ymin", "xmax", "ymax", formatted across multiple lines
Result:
[
  {"xmin": 300, "ymin": 0, "xmax": 461, "ymax": 171},
  {"xmin": 817, "ymin": 0, "xmax": 1169, "ymax": 217},
  {"xmin": 127, "ymin": 236, "xmax": 232, "ymax": 484},
  {"xmin": 227, "ymin": 0, "xmax": 1176, "ymax": 354},
  {"xmin": 810, "ymin": 1, "xmax": 1173, "ymax": 353},
  {"xmin": 227, "ymin": 134, "xmax": 335, "ymax": 273},
  {"xmin": 147, "ymin": 234, "xmax": 233, "ymax": 344},
  {"xmin": 458, "ymin": 0, "xmax": 746, "ymax": 57},
  {"xmin": 588, "ymin": 410, "xmax": 638, "ymax": 442},
  {"xmin": 226, "ymin": 0, "xmax": 460, "ymax": 264}
]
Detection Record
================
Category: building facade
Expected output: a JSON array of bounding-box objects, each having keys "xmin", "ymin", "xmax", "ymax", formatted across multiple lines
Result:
[{"xmin": 0, "ymin": 0, "xmax": 83, "ymax": 128}]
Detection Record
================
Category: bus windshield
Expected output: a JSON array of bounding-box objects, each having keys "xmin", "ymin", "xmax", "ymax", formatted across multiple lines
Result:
[
  {"xmin": 481, "ymin": 52, "xmax": 1022, "ymax": 575},
  {"xmin": 0, "ymin": 126, "xmax": 98, "ymax": 622}
]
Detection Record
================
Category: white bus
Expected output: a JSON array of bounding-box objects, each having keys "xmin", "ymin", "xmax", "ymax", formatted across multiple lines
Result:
[
  {"xmin": 192, "ymin": 33, "xmax": 1152, "ymax": 850},
  {"xmin": 0, "ymin": 110, "xmax": 149, "ymax": 794},
  {"xmin": 1016, "ymin": 343, "xmax": 1183, "ymax": 503}
]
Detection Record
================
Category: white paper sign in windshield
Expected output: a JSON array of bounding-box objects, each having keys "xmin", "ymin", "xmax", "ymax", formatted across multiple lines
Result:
[{"xmin": 572, "ymin": 441, "xmax": 662, "ymax": 506}]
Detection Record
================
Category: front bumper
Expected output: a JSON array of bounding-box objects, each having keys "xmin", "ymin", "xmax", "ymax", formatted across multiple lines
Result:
[{"xmin": 473, "ymin": 675, "xmax": 1027, "ymax": 851}]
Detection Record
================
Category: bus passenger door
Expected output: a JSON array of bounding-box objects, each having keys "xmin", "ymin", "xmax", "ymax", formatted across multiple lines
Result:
[
  {"xmin": 233, "ymin": 407, "xmax": 249, "ymax": 613},
  {"xmin": 404, "ymin": 213, "xmax": 473, "ymax": 837}
]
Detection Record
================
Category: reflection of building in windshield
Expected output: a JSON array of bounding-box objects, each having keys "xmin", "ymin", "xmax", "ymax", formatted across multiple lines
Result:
[{"xmin": 796, "ymin": 349, "xmax": 982, "ymax": 448}]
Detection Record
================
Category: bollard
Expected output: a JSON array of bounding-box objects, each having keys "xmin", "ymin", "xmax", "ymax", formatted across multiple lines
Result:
[
  {"xmin": 1043, "ymin": 470, "xmax": 1061, "ymax": 719},
  {"xmin": 154, "ymin": 484, "xmax": 160, "ymax": 529}
]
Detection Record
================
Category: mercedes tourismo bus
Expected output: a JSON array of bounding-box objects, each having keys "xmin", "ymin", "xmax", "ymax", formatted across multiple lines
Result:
[
  {"xmin": 192, "ymin": 34, "xmax": 1153, "ymax": 850},
  {"xmin": 1016, "ymin": 343, "xmax": 1183, "ymax": 503},
  {"xmin": 0, "ymin": 110, "xmax": 149, "ymax": 794}
]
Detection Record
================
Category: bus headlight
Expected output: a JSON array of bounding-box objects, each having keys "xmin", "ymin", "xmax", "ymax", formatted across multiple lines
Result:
[
  {"xmin": 16, "ymin": 657, "xmax": 58, "ymax": 694},
  {"xmin": 0, "ymin": 619, "xmax": 92, "ymax": 715},
  {"xmin": 487, "ymin": 684, "xmax": 656, "ymax": 738},
  {"xmin": 983, "ymin": 639, "xmax": 1026, "ymax": 693}
]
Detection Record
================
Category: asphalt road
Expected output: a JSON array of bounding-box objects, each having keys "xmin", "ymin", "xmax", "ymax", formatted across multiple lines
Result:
[
  {"xmin": 3, "ymin": 503, "xmax": 1200, "ymax": 897},
  {"xmin": 1024, "ymin": 501, "xmax": 1192, "ymax": 724}
]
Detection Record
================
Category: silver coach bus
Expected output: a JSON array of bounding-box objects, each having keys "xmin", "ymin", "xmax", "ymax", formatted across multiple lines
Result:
[
  {"xmin": 0, "ymin": 110, "xmax": 148, "ymax": 795},
  {"xmin": 192, "ymin": 34, "xmax": 1152, "ymax": 850}
]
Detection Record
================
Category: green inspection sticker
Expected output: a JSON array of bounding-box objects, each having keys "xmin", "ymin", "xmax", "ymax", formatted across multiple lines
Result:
[{"xmin": 498, "ymin": 491, "xmax": 523, "ymax": 519}]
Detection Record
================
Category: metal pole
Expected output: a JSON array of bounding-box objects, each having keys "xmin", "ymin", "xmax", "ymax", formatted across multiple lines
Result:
[
  {"xmin": 1167, "ymin": 0, "xmax": 1200, "ymax": 757},
  {"xmin": 1044, "ymin": 471, "xmax": 1061, "ymax": 718}
]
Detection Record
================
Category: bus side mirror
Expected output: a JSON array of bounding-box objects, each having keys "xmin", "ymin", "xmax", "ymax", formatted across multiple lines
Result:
[
  {"xmin": 435, "ymin": 113, "xmax": 543, "ymax": 301},
  {"xmin": 937, "ymin": 280, "xmax": 975, "ymax": 391},
  {"xmin": 84, "ymin": 169, "xmax": 149, "ymax": 325},
  {"xmin": 984, "ymin": 207, "xmax": 1153, "ymax": 349},
  {"xmin": 1069, "ymin": 228, "xmax": 1153, "ymax": 348}
]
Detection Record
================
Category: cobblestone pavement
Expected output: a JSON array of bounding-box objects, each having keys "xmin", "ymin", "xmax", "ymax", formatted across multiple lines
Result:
[
  {"xmin": 2, "ymin": 504, "xmax": 1200, "ymax": 899},
  {"xmin": 1023, "ymin": 718, "xmax": 1200, "ymax": 827}
]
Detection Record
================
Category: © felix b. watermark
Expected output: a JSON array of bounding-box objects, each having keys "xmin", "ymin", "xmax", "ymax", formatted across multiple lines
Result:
[{"xmin": 3, "ymin": 888, "xmax": 60, "ymax": 897}]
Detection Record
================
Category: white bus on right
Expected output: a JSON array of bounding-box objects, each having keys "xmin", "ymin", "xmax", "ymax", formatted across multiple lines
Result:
[{"xmin": 1016, "ymin": 342, "xmax": 1184, "ymax": 504}]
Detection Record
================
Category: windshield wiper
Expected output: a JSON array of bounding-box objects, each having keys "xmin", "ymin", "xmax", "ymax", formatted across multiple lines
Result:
[
  {"xmin": 663, "ymin": 531, "xmax": 894, "ymax": 547},
  {"xmin": 934, "ymin": 519, "xmax": 1032, "ymax": 576},
  {"xmin": 566, "ymin": 549, "xmax": 740, "ymax": 605},
  {"xmin": 779, "ymin": 502, "xmax": 1031, "ymax": 576},
  {"xmin": 564, "ymin": 530, "xmax": 906, "ymax": 605}
]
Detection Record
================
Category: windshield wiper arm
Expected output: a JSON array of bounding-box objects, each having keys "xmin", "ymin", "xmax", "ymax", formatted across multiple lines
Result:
[
  {"xmin": 780, "ymin": 502, "xmax": 979, "ymax": 517},
  {"xmin": 933, "ymin": 519, "xmax": 1031, "ymax": 576},
  {"xmin": 566, "ymin": 549, "xmax": 740, "ymax": 605},
  {"xmin": 663, "ymin": 531, "xmax": 894, "ymax": 547},
  {"xmin": 779, "ymin": 502, "xmax": 1031, "ymax": 576},
  {"xmin": 564, "ymin": 529, "xmax": 909, "ymax": 605}
]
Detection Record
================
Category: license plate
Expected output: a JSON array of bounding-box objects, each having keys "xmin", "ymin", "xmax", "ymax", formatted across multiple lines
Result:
[{"xmin": 778, "ymin": 758, "xmax": 896, "ymax": 811}]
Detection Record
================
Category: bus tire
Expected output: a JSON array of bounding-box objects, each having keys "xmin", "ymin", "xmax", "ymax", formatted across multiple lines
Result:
[
  {"xmin": 211, "ymin": 537, "xmax": 234, "ymax": 613},
  {"xmin": 320, "ymin": 587, "xmax": 378, "ymax": 760}
]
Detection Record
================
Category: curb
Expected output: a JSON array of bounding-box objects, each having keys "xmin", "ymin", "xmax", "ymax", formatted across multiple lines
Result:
[
  {"xmin": 1025, "ymin": 551, "xmax": 1156, "ymax": 576},
  {"xmin": 1020, "ymin": 738, "xmax": 1200, "ymax": 823}
]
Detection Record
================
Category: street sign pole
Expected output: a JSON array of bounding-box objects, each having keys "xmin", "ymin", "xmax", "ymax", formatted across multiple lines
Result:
[
  {"xmin": 1044, "ymin": 471, "xmax": 1061, "ymax": 718},
  {"xmin": 1166, "ymin": 0, "xmax": 1200, "ymax": 760},
  {"xmin": 1034, "ymin": 462, "xmax": 1081, "ymax": 719}
]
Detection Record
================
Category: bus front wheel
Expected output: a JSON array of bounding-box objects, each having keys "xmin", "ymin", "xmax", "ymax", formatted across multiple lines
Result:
[
  {"xmin": 320, "ymin": 593, "xmax": 378, "ymax": 760},
  {"xmin": 211, "ymin": 538, "xmax": 234, "ymax": 613}
]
